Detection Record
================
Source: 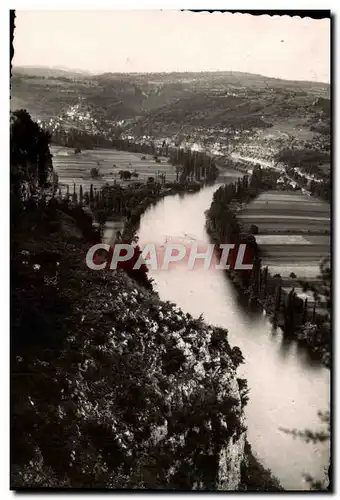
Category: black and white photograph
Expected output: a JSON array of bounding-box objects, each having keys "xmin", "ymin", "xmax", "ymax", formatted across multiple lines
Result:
[{"xmin": 10, "ymin": 9, "xmax": 331, "ymax": 491}]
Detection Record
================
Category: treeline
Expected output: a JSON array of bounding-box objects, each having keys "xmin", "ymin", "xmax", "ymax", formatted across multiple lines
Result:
[
  {"xmin": 13, "ymin": 110, "xmax": 208, "ymax": 289},
  {"xmin": 274, "ymin": 148, "xmax": 331, "ymax": 202},
  {"xmin": 11, "ymin": 108, "xmax": 255, "ymax": 491},
  {"xmin": 52, "ymin": 127, "xmax": 113, "ymax": 150},
  {"xmin": 110, "ymin": 138, "xmax": 219, "ymax": 183},
  {"xmin": 207, "ymin": 166, "xmax": 279, "ymax": 241},
  {"xmin": 167, "ymin": 147, "xmax": 219, "ymax": 183},
  {"xmin": 207, "ymin": 167, "xmax": 277, "ymax": 302},
  {"xmin": 285, "ymin": 166, "xmax": 331, "ymax": 202},
  {"xmin": 275, "ymin": 148, "xmax": 330, "ymax": 173},
  {"xmin": 11, "ymin": 110, "xmax": 154, "ymax": 290},
  {"xmin": 206, "ymin": 167, "xmax": 330, "ymax": 367},
  {"xmin": 57, "ymin": 177, "xmax": 202, "ymax": 290},
  {"xmin": 50, "ymin": 124, "xmax": 219, "ymax": 183},
  {"xmin": 58, "ymin": 182, "xmax": 156, "ymax": 290},
  {"xmin": 207, "ymin": 167, "xmax": 277, "ymax": 295},
  {"xmin": 11, "ymin": 109, "xmax": 53, "ymax": 206},
  {"xmin": 309, "ymin": 176, "xmax": 331, "ymax": 202}
]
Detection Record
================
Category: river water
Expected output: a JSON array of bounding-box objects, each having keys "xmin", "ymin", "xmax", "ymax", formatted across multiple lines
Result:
[{"xmin": 134, "ymin": 175, "xmax": 330, "ymax": 491}]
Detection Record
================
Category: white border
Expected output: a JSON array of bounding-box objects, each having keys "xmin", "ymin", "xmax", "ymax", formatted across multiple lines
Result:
[
  {"xmin": 2, "ymin": 2, "xmax": 337, "ymax": 499},
  {"xmin": 3, "ymin": 1, "xmax": 338, "ymax": 10}
]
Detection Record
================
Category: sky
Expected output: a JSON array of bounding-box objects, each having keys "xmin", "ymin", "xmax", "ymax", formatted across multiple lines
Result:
[{"xmin": 13, "ymin": 10, "xmax": 330, "ymax": 83}]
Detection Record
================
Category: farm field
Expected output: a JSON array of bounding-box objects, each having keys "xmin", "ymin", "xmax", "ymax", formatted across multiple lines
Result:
[
  {"xmin": 50, "ymin": 146, "xmax": 178, "ymax": 194},
  {"xmin": 238, "ymin": 190, "xmax": 331, "ymax": 281}
]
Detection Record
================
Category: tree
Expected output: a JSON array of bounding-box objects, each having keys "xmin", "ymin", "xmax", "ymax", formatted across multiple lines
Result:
[
  {"xmin": 261, "ymin": 266, "xmax": 269, "ymax": 298},
  {"xmin": 312, "ymin": 301, "xmax": 317, "ymax": 323},
  {"xmin": 119, "ymin": 170, "xmax": 132, "ymax": 180},
  {"xmin": 249, "ymin": 224, "xmax": 259, "ymax": 235},
  {"xmin": 302, "ymin": 298, "xmax": 308, "ymax": 324},
  {"xmin": 273, "ymin": 284, "xmax": 282, "ymax": 322},
  {"xmin": 90, "ymin": 167, "xmax": 100, "ymax": 178},
  {"xmin": 52, "ymin": 171, "xmax": 59, "ymax": 196},
  {"xmin": 96, "ymin": 209, "xmax": 108, "ymax": 232},
  {"xmin": 289, "ymin": 272, "xmax": 297, "ymax": 279},
  {"xmin": 79, "ymin": 185, "xmax": 83, "ymax": 204},
  {"xmin": 72, "ymin": 183, "xmax": 77, "ymax": 204},
  {"xmin": 10, "ymin": 109, "xmax": 52, "ymax": 199}
]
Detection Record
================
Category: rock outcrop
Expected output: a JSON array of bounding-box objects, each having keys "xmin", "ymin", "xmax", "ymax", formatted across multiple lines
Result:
[{"xmin": 11, "ymin": 209, "xmax": 246, "ymax": 490}]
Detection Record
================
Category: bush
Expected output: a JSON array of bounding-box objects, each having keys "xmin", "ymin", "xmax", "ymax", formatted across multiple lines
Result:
[
  {"xmin": 119, "ymin": 170, "xmax": 132, "ymax": 180},
  {"xmin": 300, "ymin": 281, "xmax": 309, "ymax": 293},
  {"xmin": 249, "ymin": 224, "xmax": 259, "ymax": 235},
  {"xmin": 90, "ymin": 167, "xmax": 100, "ymax": 178}
]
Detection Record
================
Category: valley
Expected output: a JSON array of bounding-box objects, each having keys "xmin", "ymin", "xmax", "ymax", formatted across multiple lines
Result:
[
  {"xmin": 11, "ymin": 68, "xmax": 330, "ymax": 164},
  {"xmin": 11, "ymin": 64, "xmax": 331, "ymax": 491}
]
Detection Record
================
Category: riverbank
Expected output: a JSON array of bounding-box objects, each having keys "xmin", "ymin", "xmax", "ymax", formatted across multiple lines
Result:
[
  {"xmin": 120, "ymin": 182, "xmax": 202, "ymax": 242},
  {"xmin": 136, "ymin": 183, "xmax": 329, "ymax": 490},
  {"xmin": 13, "ymin": 110, "xmax": 330, "ymax": 491},
  {"xmin": 205, "ymin": 170, "xmax": 330, "ymax": 369},
  {"xmin": 12, "ymin": 196, "xmax": 263, "ymax": 490}
]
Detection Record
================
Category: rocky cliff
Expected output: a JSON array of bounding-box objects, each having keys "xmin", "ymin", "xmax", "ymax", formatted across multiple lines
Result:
[{"xmin": 11, "ymin": 204, "xmax": 247, "ymax": 489}]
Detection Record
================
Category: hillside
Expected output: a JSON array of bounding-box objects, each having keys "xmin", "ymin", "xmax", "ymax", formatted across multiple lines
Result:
[
  {"xmin": 10, "ymin": 69, "xmax": 330, "ymax": 144},
  {"xmin": 10, "ymin": 105, "xmax": 284, "ymax": 490},
  {"xmin": 12, "ymin": 200, "xmax": 251, "ymax": 489},
  {"xmin": 10, "ymin": 67, "xmax": 331, "ymax": 193},
  {"xmin": 12, "ymin": 65, "xmax": 92, "ymax": 78}
]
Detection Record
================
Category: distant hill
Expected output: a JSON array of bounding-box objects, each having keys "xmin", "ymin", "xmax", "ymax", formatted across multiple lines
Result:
[
  {"xmin": 10, "ymin": 67, "xmax": 330, "ymax": 154},
  {"xmin": 12, "ymin": 65, "xmax": 92, "ymax": 78}
]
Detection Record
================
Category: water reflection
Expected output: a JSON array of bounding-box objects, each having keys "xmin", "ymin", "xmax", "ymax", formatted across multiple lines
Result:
[{"xmin": 279, "ymin": 335, "xmax": 294, "ymax": 360}]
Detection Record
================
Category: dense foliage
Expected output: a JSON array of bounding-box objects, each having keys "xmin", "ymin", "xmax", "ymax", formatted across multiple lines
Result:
[
  {"xmin": 274, "ymin": 147, "xmax": 331, "ymax": 202},
  {"xmin": 275, "ymin": 148, "xmax": 330, "ymax": 174},
  {"xmin": 11, "ymin": 200, "xmax": 248, "ymax": 489},
  {"xmin": 11, "ymin": 110, "xmax": 255, "ymax": 490},
  {"xmin": 10, "ymin": 110, "xmax": 52, "ymax": 203},
  {"xmin": 206, "ymin": 168, "xmax": 331, "ymax": 368}
]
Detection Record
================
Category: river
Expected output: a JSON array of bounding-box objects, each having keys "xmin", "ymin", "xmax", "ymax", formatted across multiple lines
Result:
[{"xmin": 134, "ymin": 173, "xmax": 330, "ymax": 491}]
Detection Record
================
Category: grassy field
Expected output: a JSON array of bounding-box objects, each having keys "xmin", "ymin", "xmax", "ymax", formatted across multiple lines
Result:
[
  {"xmin": 238, "ymin": 190, "xmax": 330, "ymax": 281},
  {"xmin": 50, "ymin": 146, "xmax": 178, "ymax": 193}
]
